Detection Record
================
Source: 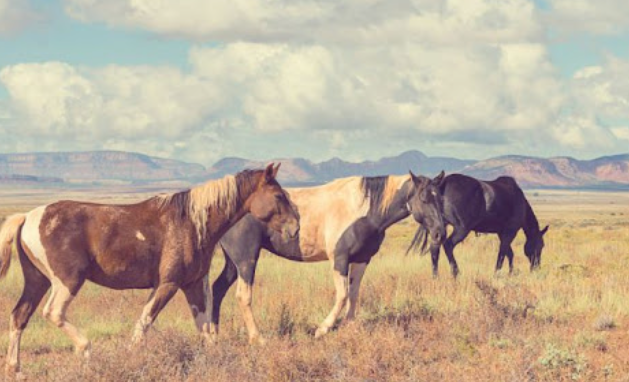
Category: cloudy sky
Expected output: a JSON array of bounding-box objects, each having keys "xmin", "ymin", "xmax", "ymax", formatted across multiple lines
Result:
[{"xmin": 1, "ymin": 0, "xmax": 629, "ymax": 165}]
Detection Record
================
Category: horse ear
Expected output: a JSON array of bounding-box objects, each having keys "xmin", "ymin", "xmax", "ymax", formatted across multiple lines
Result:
[
  {"xmin": 541, "ymin": 225, "xmax": 549, "ymax": 236},
  {"xmin": 433, "ymin": 170, "xmax": 445, "ymax": 185},
  {"xmin": 264, "ymin": 162, "xmax": 276, "ymax": 182},
  {"xmin": 272, "ymin": 162, "xmax": 281, "ymax": 178},
  {"xmin": 409, "ymin": 170, "xmax": 421, "ymax": 186}
]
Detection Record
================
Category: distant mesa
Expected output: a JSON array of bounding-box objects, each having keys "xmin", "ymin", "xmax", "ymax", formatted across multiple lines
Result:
[
  {"xmin": 1, "ymin": 150, "xmax": 628, "ymax": 190},
  {"xmin": 0, "ymin": 151, "xmax": 205, "ymax": 186}
]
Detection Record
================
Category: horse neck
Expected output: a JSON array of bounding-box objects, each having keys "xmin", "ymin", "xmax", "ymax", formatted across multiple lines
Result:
[
  {"xmin": 198, "ymin": 171, "xmax": 262, "ymax": 249},
  {"xmin": 522, "ymin": 201, "xmax": 540, "ymax": 241},
  {"xmin": 216, "ymin": 172, "xmax": 261, "ymax": 230},
  {"xmin": 372, "ymin": 182, "xmax": 411, "ymax": 230}
]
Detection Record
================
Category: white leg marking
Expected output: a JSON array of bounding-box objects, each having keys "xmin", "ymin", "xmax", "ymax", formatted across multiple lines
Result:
[
  {"xmin": 346, "ymin": 263, "xmax": 368, "ymax": 320},
  {"xmin": 6, "ymin": 317, "xmax": 22, "ymax": 375},
  {"xmin": 315, "ymin": 269, "xmax": 349, "ymax": 338},
  {"xmin": 132, "ymin": 294, "xmax": 155, "ymax": 344},
  {"xmin": 235, "ymin": 276, "xmax": 264, "ymax": 345},
  {"xmin": 43, "ymin": 283, "xmax": 91, "ymax": 357}
]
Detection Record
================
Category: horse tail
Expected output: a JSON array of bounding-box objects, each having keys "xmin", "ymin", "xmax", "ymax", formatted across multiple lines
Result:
[
  {"xmin": 406, "ymin": 225, "xmax": 430, "ymax": 256},
  {"xmin": 0, "ymin": 213, "xmax": 26, "ymax": 279}
]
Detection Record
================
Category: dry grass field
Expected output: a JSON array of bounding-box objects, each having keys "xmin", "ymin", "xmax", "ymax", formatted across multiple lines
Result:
[{"xmin": 0, "ymin": 187, "xmax": 628, "ymax": 381}]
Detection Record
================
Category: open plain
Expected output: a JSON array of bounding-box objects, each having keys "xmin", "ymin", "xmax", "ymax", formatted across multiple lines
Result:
[{"xmin": 0, "ymin": 187, "xmax": 628, "ymax": 381}]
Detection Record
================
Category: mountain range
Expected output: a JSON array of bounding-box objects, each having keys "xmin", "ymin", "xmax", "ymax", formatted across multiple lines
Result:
[{"xmin": 1, "ymin": 150, "xmax": 628, "ymax": 189}]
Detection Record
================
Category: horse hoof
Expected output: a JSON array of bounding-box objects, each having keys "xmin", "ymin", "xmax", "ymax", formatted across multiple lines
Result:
[
  {"xmin": 5, "ymin": 366, "xmax": 25, "ymax": 381},
  {"xmin": 76, "ymin": 342, "xmax": 92, "ymax": 358},
  {"xmin": 314, "ymin": 327, "xmax": 328, "ymax": 339},
  {"xmin": 201, "ymin": 333, "xmax": 218, "ymax": 345}
]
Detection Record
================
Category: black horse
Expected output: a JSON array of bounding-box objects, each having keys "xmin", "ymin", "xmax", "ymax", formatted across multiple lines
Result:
[{"xmin": 409, "ymin": 173, "xmax": 548, "ymax": 277}]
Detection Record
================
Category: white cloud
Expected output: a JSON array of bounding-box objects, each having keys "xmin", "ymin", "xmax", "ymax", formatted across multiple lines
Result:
[
  {"xmin": 611, "ymin": 127, "xmax": 629, "ymax": 141},
  {"xmin": 1, "ymin": 38, "xmax": 566, "ymax": 162},
  {"xmin": 0, "ymin": 0, "xmax": 38, "ymax": 35},
  {"xmin": 547, "ymin": 0, "xmax": 629, "ymax": 35},
  {"xmin": 1, "ymin": 0, "xmax": 626, "ymax": 163},
  {"xmin": 63, "ymin": 0, "xmax": 543, "ymax": 45},
  {"xmin": 570, "ymin": 57, "xmax": 629, "ymax": 120},
  {"xmin": 550, "ymin": 115, "xmax": 617, "ymax": 150},
  {"xmin": 0, "ymin": 62, "xmax": 222, "ymax": 140},
  {"xmin": 544, "ymin": 55, "xmax": 629, "ymax": 155},
  {"xmin": 188, "ymin": 41, "xmax": 564, "ymax": 137}
]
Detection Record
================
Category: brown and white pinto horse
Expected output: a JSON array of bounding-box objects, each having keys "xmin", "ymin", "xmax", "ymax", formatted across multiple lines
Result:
[
  {"xmin": 212, "ymin": 173, "xmax": 442, "ymax": 343},
  {"xmin": 0, "ymin": 164, "xmax": 299, "ymax": 376}
]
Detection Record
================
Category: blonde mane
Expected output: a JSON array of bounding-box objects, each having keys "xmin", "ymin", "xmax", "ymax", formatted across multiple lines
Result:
[
  {"xmin": 380, "ymin": 175, "xmax": 409, "ymax": 213},
  {"xmin": 358, "ymin": 175, "xmax": 410, "ymax": 214},
  {"xmin": 158, "ymin": 174, "xmax": 241, "ymax": 243}
]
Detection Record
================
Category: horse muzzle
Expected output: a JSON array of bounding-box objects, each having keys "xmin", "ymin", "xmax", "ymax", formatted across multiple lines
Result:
[{"xmin": 283, "ymin": 221, "xmax": 300, "ymax": 240}]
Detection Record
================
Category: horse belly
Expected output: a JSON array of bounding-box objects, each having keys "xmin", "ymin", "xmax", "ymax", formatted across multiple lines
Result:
[
  {"xmin": 87, "ymin": 233, "xmax": 161, "ymax": 289},
  {"xmin": 87, "ymin": 253, "xmax": 156, "ymax": 289},
  {"xmin": 473, "ymin": 217, "xmax": 506, "ymax": 233}
]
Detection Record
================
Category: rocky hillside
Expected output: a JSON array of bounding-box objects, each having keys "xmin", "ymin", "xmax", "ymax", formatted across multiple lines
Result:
[
  {"xmin": 209, "ymin": 150, "xmax": 474, "ymax": 184},
  {"xmin": 1, "ymin": 150, "xmax": 628, "ymax": 189},
  {"xmin": 0, "ymin": 151, "xmax": 205, "ymax": 184},
  {"xmin": 461, "ymin": 154, "xmax": 629, "ymax": 188}
]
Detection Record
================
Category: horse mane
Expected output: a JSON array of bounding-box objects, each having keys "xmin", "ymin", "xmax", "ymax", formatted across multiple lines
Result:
[
  {"xmin": 360, "ymin": 175, "xmax": 408, "ymax": 214},
  {"xmin": 156, "ymin": 170, "xmax": 262, "ymax": 243},
  {"xmin": 406, "ymin": 225, "xmax": 429, "ymax": 256},
  {"xmin": 523, "ymin": 199, "xmax": 540, "ymax": 239}
]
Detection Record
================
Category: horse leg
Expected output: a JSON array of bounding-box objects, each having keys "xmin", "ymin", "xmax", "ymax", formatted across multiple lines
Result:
[
  {"xmin": 234, "ymin": 259, "xmax": 264, "ymax": 345},
  {"xmin": 5, "ymin": 255, "xmax": 50, "ymax": 377},
  {"xmin": 132, "ymin": 282, "xmax": 179, "ymax": 344},
  {"xmin": 209, "ymin": 251, "xmax": 238, "ymax": 342},
  {"xmin": 345, "ymin": 262, "xmax": 368, "ymax": 320},
  {"xmin": 443, "ymin": 227, "xmax": 469, "ymax": 278},
  {"xmin": 495, "ymin": 250, "xmax": 506, "ymax": 272},
  {"xmin": 430, "ymin": 242, "xmax": 441, "ymax": 278},
  {"xmin": 42, "ymin": 277, "xmax": 90, "ymax": 357},
  {"xmin": 498, "ymin": 231, "xmax": 517, "ymax": 274},
  {"xmin": 183, "ymin": 275, "xmax": 212, "ymax": 343},
  {"xmin": 315, "ymin": 260, "xmax": 349, "ymax": 338}
]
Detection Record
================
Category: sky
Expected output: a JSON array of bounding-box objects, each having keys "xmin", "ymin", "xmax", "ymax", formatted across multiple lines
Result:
[{"xmin": 1, "ymin": 0, "xmax": 629, "ymax": 166}]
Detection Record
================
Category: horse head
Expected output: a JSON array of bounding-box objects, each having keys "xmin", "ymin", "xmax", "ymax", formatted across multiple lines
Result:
[
  {"xmin": 245, "ymin": 163, "xmax": 300, "ymax": 240},
  {"xmin": 406, "ymin": 170, "xmax": 447, "ymax": 252},
  {"xmin": 524, "ymin": 224, "xmax": 548, "ymax": 270}
]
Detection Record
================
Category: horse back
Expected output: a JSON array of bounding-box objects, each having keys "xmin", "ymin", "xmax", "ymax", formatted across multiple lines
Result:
[
  {"xmin": 441, "ymin": 174, "xmax": 526, "ymax": 232},
  {"xmin": 478, "ymin": 176, "xmax": 527, "ymax": 226},
  {"xmin": 287, "ymin": 185, "xmax": 369, "ymax": 261}
]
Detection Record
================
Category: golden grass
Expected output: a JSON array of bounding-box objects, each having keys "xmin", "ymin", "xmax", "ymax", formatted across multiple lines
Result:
[{"xmin": 0, "ymin": 188, "xmax": 628, "ymax": 381}]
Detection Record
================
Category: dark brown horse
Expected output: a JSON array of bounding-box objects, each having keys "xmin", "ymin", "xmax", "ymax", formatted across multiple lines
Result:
[
  {"xmin": 0, "ymin": 164, "xmax": 299, "ymax": 376},
  {"xmin": 408, "ymin": 173, "xmax": 548, "ymax": 277}
]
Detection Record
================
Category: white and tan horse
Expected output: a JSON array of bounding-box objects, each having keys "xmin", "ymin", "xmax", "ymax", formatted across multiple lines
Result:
[
  {"xmin": 211, "ymin": 173, "xmax": 441, "ymax": 343},
  {"xmin": 0, "ymin": 165, "xmax": 299, "ymax": 376}
]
